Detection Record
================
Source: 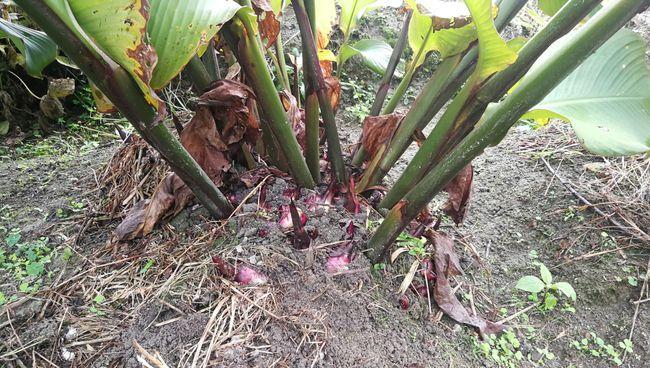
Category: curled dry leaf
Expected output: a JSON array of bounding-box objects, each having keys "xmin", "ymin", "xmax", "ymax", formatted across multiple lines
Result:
[
  {"xmin": 442, "ymin": 164, "xmax": 473, "ymax": 225},
  {"xmin": 115, "ymin": 80, "xmax": 260, "ymax": 241},
  {"xmin": 324, "ymin": 76, "xmax": 341, "ymax": 111},
  {"xmin": 251, "ymin": 0, "xmax": 281, "ymax": 48},
  {"xmin": 279, "ymin": 91, "xmax": 306, "ymax": 149},
  {"xmin": 360, "ymin": 113, "xmax": 404, "ymax": 159},
  {"xmin": 430, "ymin": 232, "xmax": 504, "ymax": 337}
]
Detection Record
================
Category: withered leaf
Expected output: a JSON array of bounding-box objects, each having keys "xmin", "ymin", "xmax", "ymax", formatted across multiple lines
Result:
[
  {"xmin": 116, "ymin": 80, "xmax": 260, "ymax": 241},
  {"xmin": 360, "ymin": 113, "xmax": 403, "ymax": 159},
  {"xmin": 443, "ymin": 164, "xmax": 473, "ymax": 225},
  {"xmin": 279, "ymin": 91, "xmax": 305, "ymax": 149},
  {"xmin": 430, "ymin": 232, "xmax": 504, "ymax": 337},
  {"xmin": 251, "ymin": 0, "xmax": 280, "ymax": 48},
  {"xmin": 324, "ymin": 76, "xmax": 341, "ymax": 112}
]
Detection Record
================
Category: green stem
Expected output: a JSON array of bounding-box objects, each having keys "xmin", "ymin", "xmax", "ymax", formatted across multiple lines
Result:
[
  {"xmin": 367, "ymin": 0, "xmax": 648, "ymax": 261},
  {"xmin": 371, "ymin": 0, "xmax": 528, "ymax": 183},
  {"xmin": 303, "ymin": 0, "xmax": 321, "ymax": 182},
  {"xmin": 15, "ymin": 0, "xmax": 233, "ymax": 218},
  {"xmin": 351, "ymin": 10, "xmax": 412, "ymax": 167},
  {"xmin": 227, "ymin": 12, "xmax": 315, "ymax": 188},
  {"xmin": 380, "ymin": 0, "xmax": 601, "ymax": 209},
  {"xmin": 186, "ymin": 54, "xmax": 213, "ymax": 93},
  {"xmin": 275, "ymin": 31, "xmax": 292, "ymax": 91},
  {"xmin": 292, "ymin": 0, "xmax": 347, "ymax": 183}
]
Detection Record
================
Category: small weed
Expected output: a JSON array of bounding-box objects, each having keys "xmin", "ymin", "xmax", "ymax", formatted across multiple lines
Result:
[
  {"xmin": 515, "ymin": 262, "xmax": 576, "ymax": 311},
  {"xmin": 474, "ymin": 329, "xmax": 524, "ymax": 368},
  {"xmin": 89, "ymin": 293, "xmax": 106, "ymax": 316},
  {"xmin": 571, "ymin": 332, "xmax": 632, "ymax": 366}
]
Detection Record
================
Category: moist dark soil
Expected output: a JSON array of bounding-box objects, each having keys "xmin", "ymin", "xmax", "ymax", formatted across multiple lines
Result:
[{"xmin": 1, "ymin": 5, "xmax": 650, "ymax": 368}]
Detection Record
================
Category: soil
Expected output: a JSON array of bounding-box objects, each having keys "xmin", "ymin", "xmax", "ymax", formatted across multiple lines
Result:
[{"xmin": 1, "ymin": 4, "xmax": 649, "ymax": 368}]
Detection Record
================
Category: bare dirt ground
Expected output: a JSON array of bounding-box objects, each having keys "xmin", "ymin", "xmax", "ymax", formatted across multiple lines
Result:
[{"xmin": 1, "ymin": 5, "xmax": 649, "ymax": 368}]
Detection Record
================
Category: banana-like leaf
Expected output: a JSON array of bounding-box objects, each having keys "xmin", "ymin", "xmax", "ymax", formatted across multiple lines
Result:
[
  {"xmin": 338, "ymin": 39, "xmax": 393, "ymax": 74},
  {"xmin": 406, "ymin": 0, "xmax": 489, "ymax": 68},
  {"xmin": 148, "ymin": 0, "xmax": 241, "ymax": 89},
  {"xmin": 67, "ymin": 0, "xmax": 158, "ymax": 105},
  {"xmin": 538, "ymin": 0, "xmax": 567, "ymax": 16},
  {"xmin": 524, "ymin": 29, "xmax": 650, "ymax": 156},
  {"xmin": 314, "ymin": 0, "xmax": 337, "ymax": 49},
  {"xmin": 0, "ymin": 19, "xmax": 57, "ymax": 77},
  {"xmin": 338, "ymin": 0, "xmax": 401, "ymax": 40},
  {"xmin": 464, "ymin": 0, "xmax": 517, "ymax": 82}
]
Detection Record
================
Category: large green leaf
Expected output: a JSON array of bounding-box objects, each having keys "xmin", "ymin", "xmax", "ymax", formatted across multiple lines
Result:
[
  {"xmin": 338, "ymin": 39, "xmax": 393, "ymax": 74},
  {"xmin": 148, "ymin": 0, "xmax": 241, "ymax": 89},
  {"xmin": 66, "ymin": 0, "xmax": 157, "ymax": 104},
  {"xmin": 406, "ymin": 0, "xmax": 504, "ymax": 69},
  {"xmin": 338, "ymin": 0, "xmax": 401, "ymax": 40},
  {"xmin": 524, "ymin": 30, "xmax": 650, "ymax": 156},
  {"xmin": 0, "ymin": 19, "xmax": 57, "ymax": 77},
  {"xmin": 464, "ymin": 0, "xmax": 517, "ymax": 82},
  {"xmin": 314, "ymin": 0, "xmax": 337, "ymax": 48}
]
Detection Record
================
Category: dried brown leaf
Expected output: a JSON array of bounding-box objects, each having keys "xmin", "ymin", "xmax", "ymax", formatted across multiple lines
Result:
[
  {"xmin": 443, "ymin": 164, "xmax": 473, "ymax": 225},
  {"xmin": 324, "ymin": 76, "xmax": 341, "ymax": 112},
  {"xmin": 252, "ymin": 0, "xmax": 280, "ymax": 48},
  {"xmin": 430, "ymin": 232, "xmax": 504, "ymax": 337},
  {"xmin": 360, "ymin": 113, "xmax": 403, "ymax": 159},
  {"xmin": 116, "ymin": 80, "xmax": 260, "ymax": 240}
]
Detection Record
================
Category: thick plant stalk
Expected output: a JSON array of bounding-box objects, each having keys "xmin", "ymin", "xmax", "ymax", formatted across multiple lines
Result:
[
  {"xmin": 15, "ymin": 0, "xmax": 234, "ymax": 218},
  {"xmin": 292, "ymin": 0, "xmax": 347, "ymax": 183},
  {"xmin": 303, "ymin": 0, "xmax": 321, "ymax": 182},
  {"xmin": 367, "ymin": 0, "xmax": 649, "ymax": 261},
  {"xmin": 351, "ymin": 10, "xmax": 413, "ymax": 166},
  {"xmin": 186, "ymin": 54, "xmax": 213, "ymax": 93},
  {"xmin": 368, "ymin": 0, "xmax": 527, "ymax": 184},
  {"xmin": 379, "ymin": 0, "xmax": 601, "ymax": 209},
  {"xmin": 226, "ymin": 12, "xmax": 315, "ymax": 188}
]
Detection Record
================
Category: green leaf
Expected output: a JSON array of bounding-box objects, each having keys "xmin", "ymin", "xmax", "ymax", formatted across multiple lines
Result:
[
  {"xmin": 270, "ymin": 0, "xmax": 288, "ymax": 15},
  {"xmin": 553, "ymin": 281, "xmax": 576, "ymax": 301},
  {"xmin": 338, "ymin": 39, "xmax": 393, "ymax": 74},
  {"xmin": 544, "ymin": 293, "xmax": 558, "ymax": 310},
  {"xmin": 539, "ymin": 263, "xmax": 552, "ymax": 284},
  {"xmin": 515, "ymin": 275, "xmax": 545, "ymax": 293},
  {"xmin": 524, "ymin": 30, "xmax": 650, "ymax": 156},
  {"xmin": 406, "ymin": 2, "xmax": 477, "ymax": 68},
  {"xmin": 338, "ymin": 0, "xmax": 401, "ymax": 40},
  {"xmin": 0, "ymin": 19, "xmax": 57, "ymax": 77},
  {"xmin": 147, "ymin": 0, "xmax": 241, "ymax": 89},
  {"xmin": 5, "ymin": 232, "xmax": 21, "ymax": 247},
  {"xmin": 65, "ymin": 0, "xmax": 159, "ymax": 106},
  {"xmin": 538, "ymin": 0, "xmax": 567, "ymax": 16},
  {"xmin": 464, "ymin": 0, "xmax": 517, "ymax": 82},
  {"xmin": 25, "ymin": 262, "xmax": 45, "ymax": 277},
  {"xmin": 0, "ymin": 121, "xmax": 9, "ymax": 136},
  {"xmin": 93, "ymin": 294, "xmax": 105, "ymax": 304},
  {"xmin": 0, "ymin": 291, "xmax": 5, "ymax": 305},
  {"xmin": 314, "ymin": 0, "xmax": 337, "ymax": 49}
]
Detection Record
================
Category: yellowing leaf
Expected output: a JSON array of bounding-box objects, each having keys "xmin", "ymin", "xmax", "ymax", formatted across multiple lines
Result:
[{"xmin": 463, "ymin": 0, "xmax": 517, "ymax": 82}]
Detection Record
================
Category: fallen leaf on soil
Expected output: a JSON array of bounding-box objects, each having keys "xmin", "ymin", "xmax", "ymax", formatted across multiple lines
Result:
[
  {"xmin": 115, "ymin": 80, "xmax": 260, "ymax": 241},
  {"xmin": 360, "ymin": 113, "xmax": 403, "ymax": 159},
  {"xmin": 251, "ymin": 0, "xmax": 280, "ymax": 48},
  {"xmin": 430, "ymin": 232, "xmax": 504, "ymax": 337},
  {"xmin": 443, "ymin": 164, "xmax": 473, "ymax": 225}
]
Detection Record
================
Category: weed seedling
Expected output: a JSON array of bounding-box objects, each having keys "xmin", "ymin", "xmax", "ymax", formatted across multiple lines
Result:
[{"xmin": 515, "ymin": 263, "xmax": 576, "ymax": 311}]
